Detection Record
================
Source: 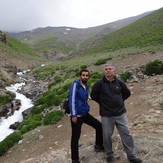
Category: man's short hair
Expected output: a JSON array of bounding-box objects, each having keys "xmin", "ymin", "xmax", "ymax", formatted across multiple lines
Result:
[
  {"xmin": 104, "ymin": 64, "xmax": 115, "ymax": 70},
  {"xmin": 79, "ymin": 69, "xmax": 90, "ymax": 76}
]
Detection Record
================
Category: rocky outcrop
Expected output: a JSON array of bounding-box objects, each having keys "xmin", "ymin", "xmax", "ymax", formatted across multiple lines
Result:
[
  {"xmin": 22, "ymin": 107, "xmax": 32, "ymax": 118},
  {"xmin": 0, "ymin": 98, "xmax": 21, "ymax": 118},
  {"xmin": 0, "ymin": 31, "xmax": 6, "ymax": 44},
  {"xmin": 19, "ymin": 79, "xmax": 48, "ymax": 100},
  {"xmin": 0, "ymin": 61, "xmax": 18, "ymax": 87},
  {"xmin": 9, "ymin": 122, "xmax": 20, "ymax": 130}
]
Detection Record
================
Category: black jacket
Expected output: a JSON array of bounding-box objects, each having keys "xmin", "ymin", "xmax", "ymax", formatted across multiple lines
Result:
[{"xmin": 91, "ymin": 76, "xmax": 131, "ymax": 117}]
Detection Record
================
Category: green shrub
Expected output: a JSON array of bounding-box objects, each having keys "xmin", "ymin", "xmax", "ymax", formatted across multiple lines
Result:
[
  {"xmin": 0, "ymin": 141, "xmax": 8, "ymax": 156},
  {"xmin": 119, "ymin": 71, "xmax": 131, "ymax": 82},
  {"xmin": 94, "ymin": 59, "xmax": 107, "ymax": 65},
  {"xmin": 20, "ymin": 120, "xmax": 41, "ymax": 134},
  {"xmin": 90, "ymin": 72, "xmax": 102, "ymax": 79},
  {"xmin": 18, "ymin": 114, "xmax": 42, "ymax": 133},
  {"xmin": 143, "ymin": 59, "xmax": 163, "ymax": 76},
  {"xmin": 94, "ymin": 57, "xmax": 112, "ymax": 66},
  {"xmin": 87, "ymin": 78, "xmax": 97, "ymax": 87},
  {"xmin": 80, "ymin": 65, "xmax": 87, "ymax": 69},
  {"xmin": 48, "ymin": 81, "xmax": 56, "ymax": 89},
  {"xmin": 0, "ymin": 94, "xmax": 11, "ymax": 105},
  {"xmin": 20, "ymin": 127, "xmax": 29, "ymax": 134},
  {"xmin": 5, "ymin": 132, "xmax": 22, "ymax": 143},
  {"xmin": 31, "ymin": 105, "xmax": 47, "ymax": 115},
  {"xmin": 54, "ymin": 76, "xmax": 62, "ymax": 83},
  {"xmin": 56, "ymin": 88, "xmax": 65, "ymax": 95},
  {"xmin": 43, "ymin": 110, "xmax": 64, "ymax": 125},
  {"xmin": 62, "ymin": 83, "xmax": 71, "ymax": 91},
  {"xmin": 0, "ymin": 132, "xmax": 22, "ymax": 156}
]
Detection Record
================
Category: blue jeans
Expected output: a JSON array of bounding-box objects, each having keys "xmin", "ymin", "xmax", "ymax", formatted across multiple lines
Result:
[
  {"xmin": 71, "ymin": 113, "xmax": 103, "ymax": 160},
  {"xmin": 101, "ymin": 113, "xmax": 136, "ymax": 159}
]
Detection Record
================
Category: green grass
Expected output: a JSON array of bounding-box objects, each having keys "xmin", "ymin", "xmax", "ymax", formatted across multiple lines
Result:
[
  {"xmin": 80, "ymin": 7, "xmax": 163, "ymax": 55},
  {"xmin": 6, "ymin": 35, "xmax": 41, "ymax": 59},
  {"xmin": 33, "ymin": 37, "xmax": 75, "ymax": 54}
]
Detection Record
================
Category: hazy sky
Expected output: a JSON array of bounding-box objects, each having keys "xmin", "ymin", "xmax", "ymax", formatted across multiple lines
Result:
[{"xmin": 0, "ymin": 0, "xmax": 162, "ymax": 32}]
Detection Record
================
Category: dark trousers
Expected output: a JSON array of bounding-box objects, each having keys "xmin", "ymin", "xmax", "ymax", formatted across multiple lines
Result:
[{"xmin": 71, "ymin": 113, "xmax": 103, "ymax": 160}]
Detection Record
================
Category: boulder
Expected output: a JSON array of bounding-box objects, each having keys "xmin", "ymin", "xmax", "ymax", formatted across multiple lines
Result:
[{"xmin": 9, "ymin": 122, "xmax": 20, "ymax": 130}]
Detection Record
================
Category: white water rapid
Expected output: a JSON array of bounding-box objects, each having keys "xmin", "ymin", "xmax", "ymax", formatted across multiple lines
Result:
[{"xmin": 0, "ymin": 74, "xmax": 34, "ymax": 142}]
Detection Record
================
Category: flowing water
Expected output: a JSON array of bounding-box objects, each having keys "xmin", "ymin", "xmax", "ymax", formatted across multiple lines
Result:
[{"xmin": 0, "ymin": 73, "xmax": 33, "ymax": 142}]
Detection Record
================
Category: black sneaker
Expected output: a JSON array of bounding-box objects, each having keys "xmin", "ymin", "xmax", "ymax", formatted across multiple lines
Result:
[
  {"xmin": 94, "ymin": 145, "xmax": 104, "ymax": 152},
  {"xmin": 129, "ymin": 157, "xmax": 142, "ymax": 163},
  {"xmin": 106, "ymin": 156, "xmax": 114, "ymax": 162},
  {"xmin": 72, "ymin": 160, "xmax": 81, "ymax": 163}
]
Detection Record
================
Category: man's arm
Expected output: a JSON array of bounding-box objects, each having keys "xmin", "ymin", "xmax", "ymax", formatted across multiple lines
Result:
[
  {"xmin": 69, "ymin": 82, "xmax": 78, "ymax": 118},
  {"xmin": 119, "ymin": 80, "xmax": 131, "ymax": 100},
  {"xmin": 90, "ymin": 80, "xmax": 102, "ymax": 104}
]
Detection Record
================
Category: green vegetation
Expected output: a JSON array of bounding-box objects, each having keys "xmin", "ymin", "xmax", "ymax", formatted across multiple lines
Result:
[
  {"xmin": 119, "ymin": 71, "xmax": 131, "ymax": 82},
  {"xmin": 94, "ymin": 57, "xmax": 112, "ymax": 65},
  {"xmin": 143, "ymin": 59, "xmax": 163, "ymax": 76},
  {"xmin": 18, "ymin": 114, "xmax": 42, "ymax": 134},
  {"xmin": 33, "ymin": 37, "xmax": 75, "ymax": 54},
  {"xmin": 43, "ymin": 110, "xmax": 64, "ymax": 125},
  {"xmin": 6, "ymin": 35, "xmax": 42, "ymax": 59},
  {"xmin": 81, "ymin": 8, "xmax": 163, "ymax": 55},
  {"xmin": 0, "ymin": 91, "xmax": 14, "ymax": 106},
  {"xmin": 0, "ymin": 132, "xmax": 22, "ymax": 156}
]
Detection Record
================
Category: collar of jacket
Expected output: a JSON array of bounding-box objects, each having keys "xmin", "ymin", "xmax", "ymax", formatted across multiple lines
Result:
[{"xmin": 102, "ymin": 76, "xmax": 116, "ymax": 83}]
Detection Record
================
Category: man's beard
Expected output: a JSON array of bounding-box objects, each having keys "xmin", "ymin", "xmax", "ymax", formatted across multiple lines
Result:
[{"xmin": 82, "ymin": 79, "xmax": 87, "ymax": 84}]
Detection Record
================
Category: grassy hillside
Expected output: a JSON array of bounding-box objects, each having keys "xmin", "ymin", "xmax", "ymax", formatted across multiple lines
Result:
[
  {"xmin": 10, "ymin": 11, "xmax": 152, "ymax": 56},
  {"xmin": 0, "ymin": 34, "xmax": 46, "ymax": 70},
  {"xmin": 79, "ymin": 7, "xmax": 163, "ymax": 55},
  {"xmin": 0, "ymin": 34, "xmax": 41, "ymax": 59},
  {"xmin": 33, "ymin": 37, "xmax": 75, "ymax": 55}
]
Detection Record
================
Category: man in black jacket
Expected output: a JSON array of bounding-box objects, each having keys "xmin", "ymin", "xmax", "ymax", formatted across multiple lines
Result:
[{"xmin": 91, "ymin": 64, "xmax": 142, "ymax": 163}]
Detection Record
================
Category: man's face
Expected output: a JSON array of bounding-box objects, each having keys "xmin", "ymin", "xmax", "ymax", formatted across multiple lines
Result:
[
  {"xmin": 104, "ymin": 66, "xmax": 115, "ymax": 78},
  {"xmin": 80, "ymin": 71, "xmax": 89, "ymax": 83}
]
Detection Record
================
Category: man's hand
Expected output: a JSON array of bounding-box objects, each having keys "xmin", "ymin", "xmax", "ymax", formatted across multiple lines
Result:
[{"xmin": 72, "ymin": 117, "xmax": 77, "ymax": 123}]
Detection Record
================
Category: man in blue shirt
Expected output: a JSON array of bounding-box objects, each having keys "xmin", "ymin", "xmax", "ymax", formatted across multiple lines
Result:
[{"xmin": 69, "ymin": 69, "xmax": 103, "ymax": 163}]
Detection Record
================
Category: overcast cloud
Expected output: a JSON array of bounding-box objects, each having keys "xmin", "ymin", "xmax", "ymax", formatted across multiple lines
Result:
[{"xmin": 0, "ymin": 0, "xmax": 162, "ymax": 32}]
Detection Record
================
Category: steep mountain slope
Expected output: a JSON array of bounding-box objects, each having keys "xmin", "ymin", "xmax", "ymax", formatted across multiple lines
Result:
[
  {"xmin": 0, "ymin": 33, "xmax": 44, "ymax": 69},
  {"xmin": 0, "ymin": 32, "xmax": 45, "ymax": 87},
  {"xmin": 8, "ymin": 11, "xmax": 153, "ymax": 56},
  {"xmin": 76, "ymin": 7, "xmax": 163, "ymax": 55}
]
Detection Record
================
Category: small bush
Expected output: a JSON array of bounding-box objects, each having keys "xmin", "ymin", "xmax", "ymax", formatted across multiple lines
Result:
[
  {"xmin": 94, "ymin": 57, "xmax": 112, "ymax": 66},
  {"xmin": 56, "ymin": 88, "xmax": 65, "ymax": 95},
  {"xmin": 0, "ymin": 94, "xmax": 11, "ymax": 105},
  {"xmin": 0, "ymin": 132, "xmax": 22, "ymax": 156},
  {"xmin": 90, "ymin": 72, "xmax": 102, "ymax": 79},
  {"xmin": 48, "ymin": 81, "xmax": 56, "ymax": 89},
  {"xmin": 143, "ymin": 59, "xmax": 163, "ymax": 76},
  {"xmin": 54, "ymin": 76, "xmax": 62, "ymax": 83},
  {"xmin": 119, "ymin": 71, "xmax": 131, "ymax": 82},
  {"xmin": 87, "ymin": 78, "xmax": 98, "ymax": 87},
  {"xmin": 94, "ymin": 59, "xmax": 107, "ymax": 65},
  {"xmin": 18, "ymin": 114, "xmax": 42, "ymax": 133},
  {"xmin": 20, "ymin": 127, "xmax": 29, "ymax": 134},
  {"xmin": 0, "ymin": 141, "xmax": 8, "ymax": 156},
  {"xmin": 43, "ymin": 110, "xmax": 64, "ymax": 125},
  {"xmin": 80, "ymin": 65, "xmax": 87, "ymax": 69},
  {"xmin": 31, "ymin": 105, "xmax": 47, "ymax": 115}
]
